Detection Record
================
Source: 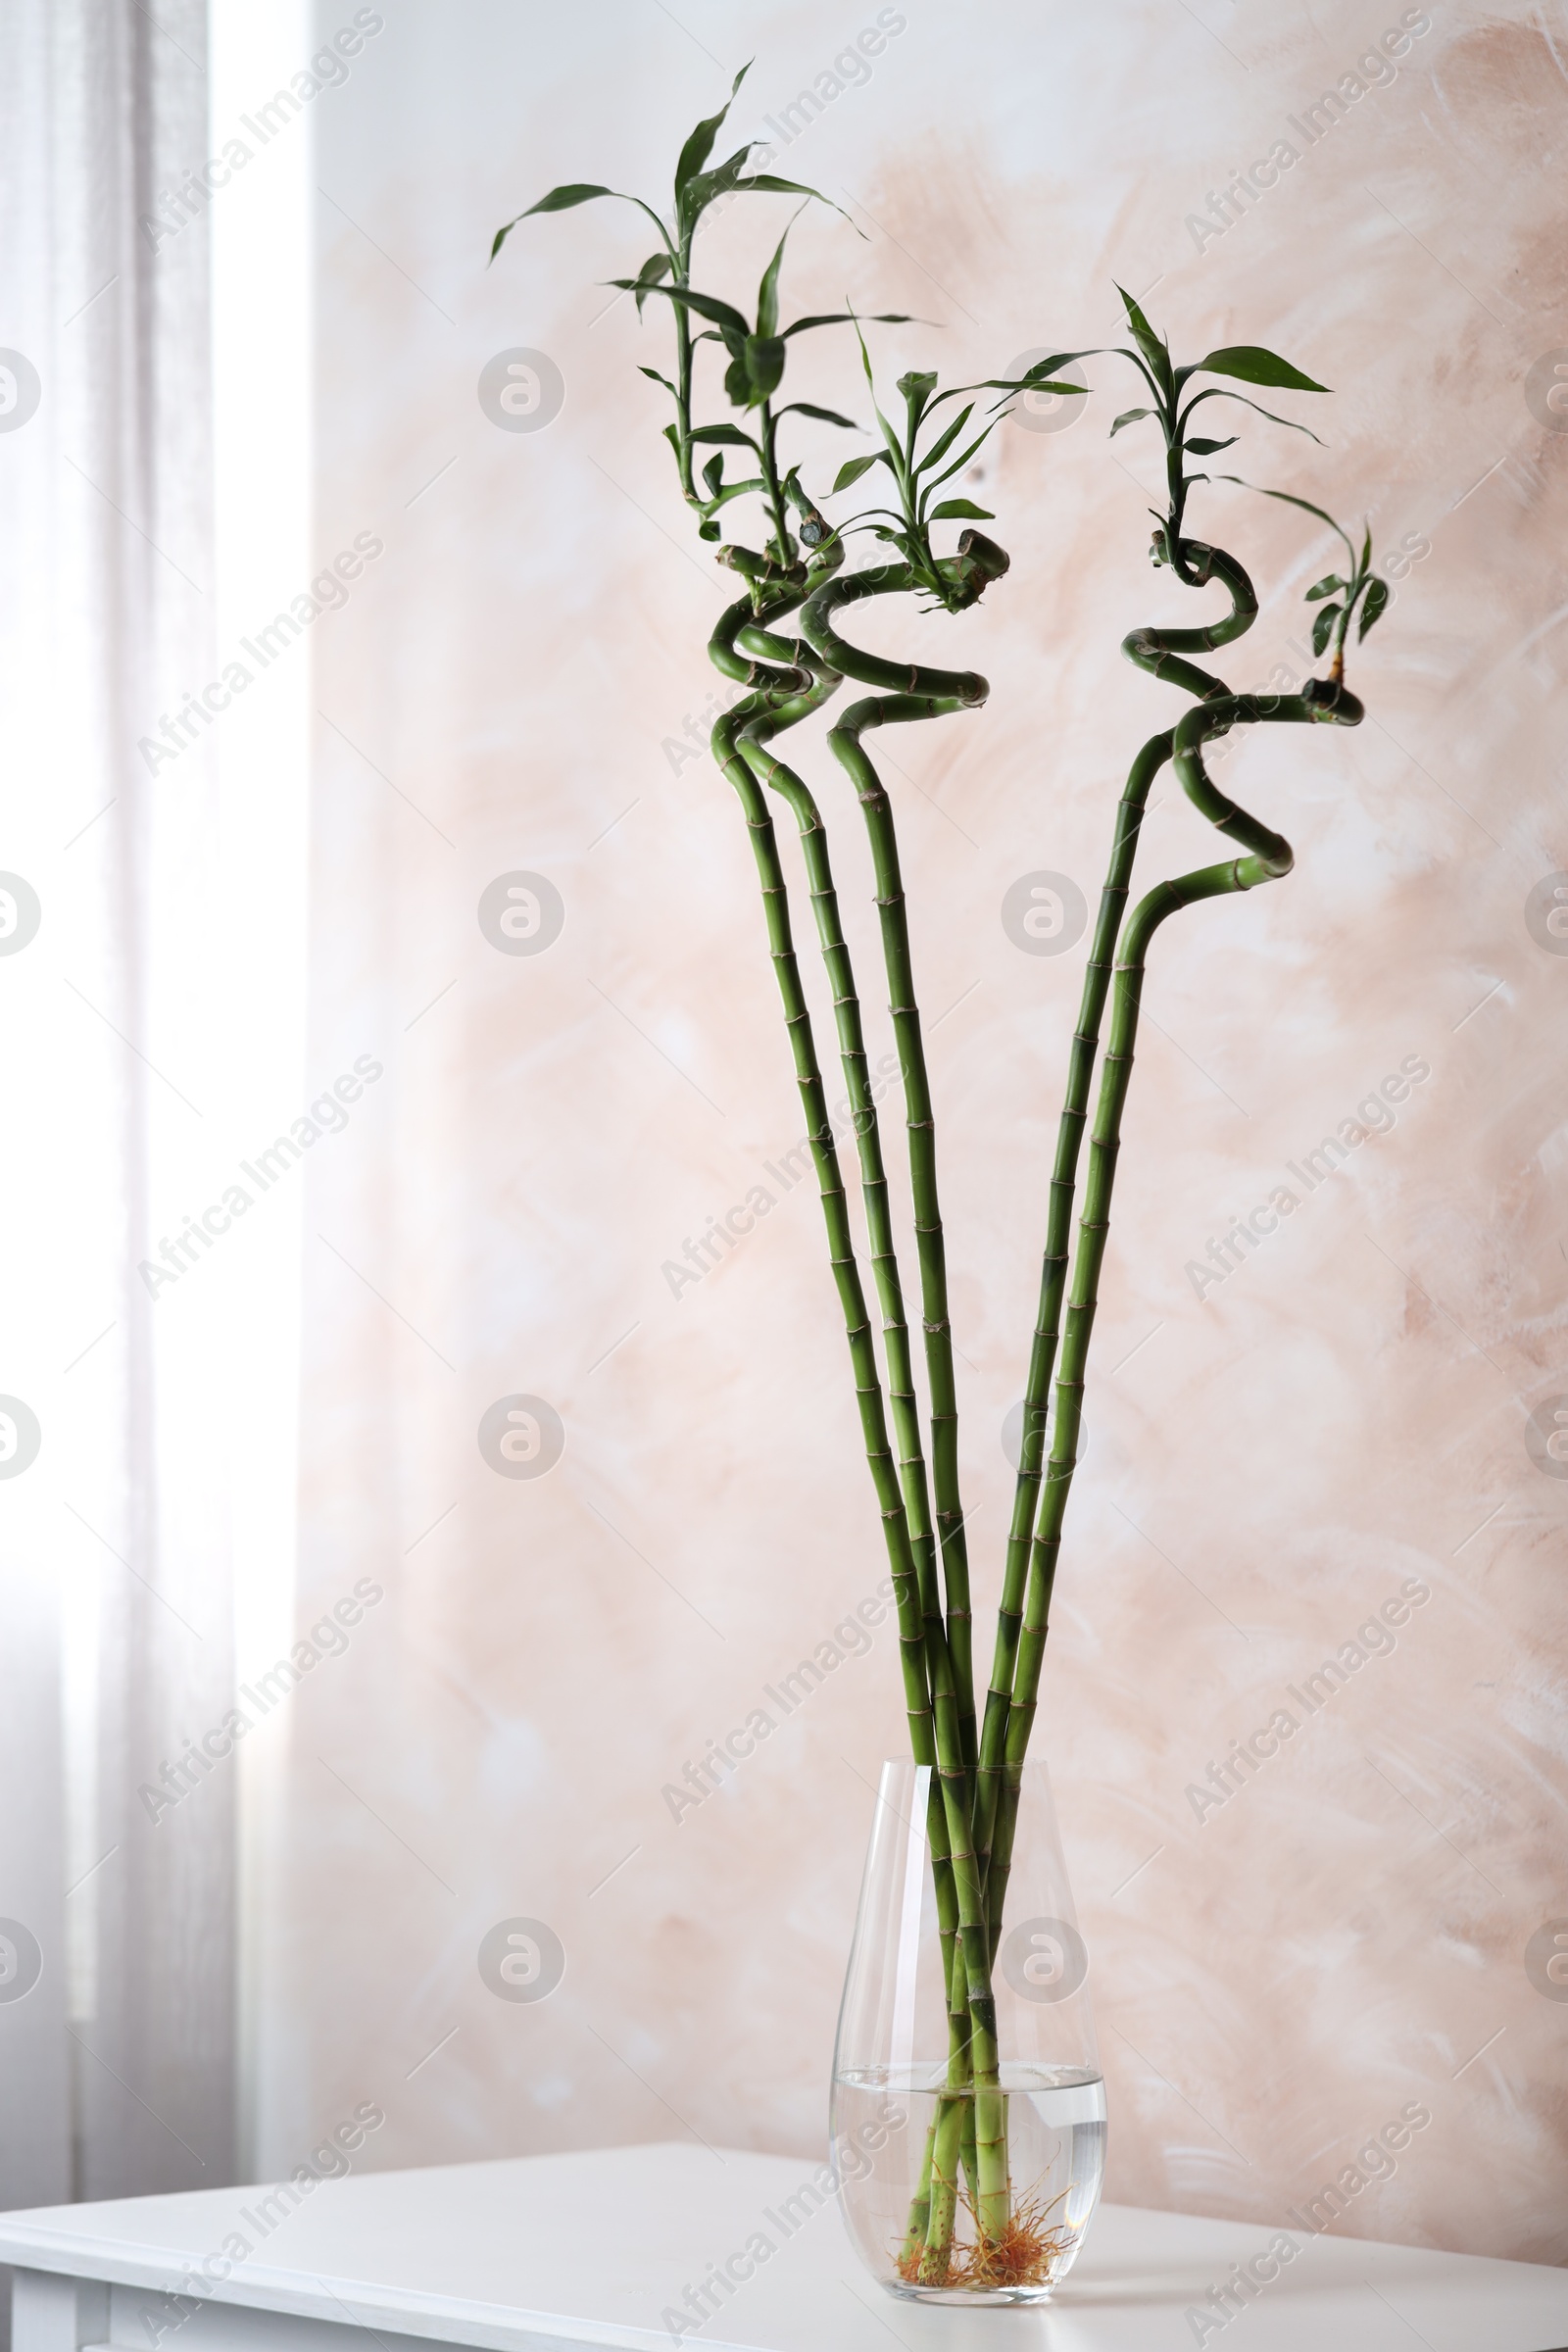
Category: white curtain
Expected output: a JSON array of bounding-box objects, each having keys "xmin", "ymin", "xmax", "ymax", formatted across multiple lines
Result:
[{"xmin": 0, "ymin": 0, "xmax": 235, "ymax": 2211}]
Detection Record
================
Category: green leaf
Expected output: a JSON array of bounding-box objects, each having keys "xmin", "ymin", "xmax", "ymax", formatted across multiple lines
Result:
[
  {"xmin": 779, "ymin": 402, "xmax": 859, "ymax": 428},
  {"xmin": 757, "ymin": 213, "xmax": 801, "ymax": 342},
  {"xmin": 1182, "ymin": 386, "xmax": 1325, "ymax": 444},
  {"xmin": 1013, "ymin": 350, "xmax": 1097, "ymax": 382},
  {"xmin": 928, "ymin": 498, "xmax": 994, "ymax": 520},
  {"xmin": 917, "ymin": 402, "xmax": 975, "ymax": 476},
  {"xmin": 673, "ymin": 63, "xmax": 751, "ymax": 197},
  {"xmin": 492, "ymin": 183, "xmax": 612, "ymax": 261},
  {"xmin": 626, "ymin": 278, "xmax": 750, "ymax": 353},
  {"xmin": 833, "ymin": 452, "xmax": 883, "ymax": 492},
  {"xmin": 491, "ymin": 182, "xmax": 678, "ymax": 267},
  {"xmin": 702, "ymin": 452, "xmax": 724, "ymax": 498},
  {"xmin": 679, "ymin": 141, "xmax": 759, "ymax": 228},
  {"xmin": 1115, "ymin": 285, "xmax": 1172, "ymax": 391},
  {"xmin": 730, "ymin": 172, "xmax": 856, "ymax": 225},
  {"xmin": 681, "ymin": 162, "xmax": 853, "ymax": 234},
  {"xmin": 919, "ymin": 424, "xmax": 992, "ymax": 507},
  {"xmin": 1360, "ymin": 521, "xmax": 1372, "ymax": 571},
  {"xmin": 1215, "ymin": 475, "xmax": 1358, "ymax": 570},
  {"xmin": 637, "ymin": 364, "xmax": 678, "ymax": 396},
  {"xmin": 689, "ymin": 422, "xmax": 758, "ymax": 446},
  {"xmin": 1358, "ymin": 575, "xmax": 1390, "ymax": 638},
  {"xmin": 898, "ymin": 371, "xmax": 937, "ymax": 453},
  {"xmin": 632, "ymin": 250, "xmax": 671, "ymax": 317},
  {"xmin": 743, "ymin": 333, "xmax": 786, "ymax": 401},
  {"xmin": 1305, "ymin": 574, "xmax": 1344, "ymax": 601},
  {"xmin": 1311, "ymin": 603, "xmax": 1342, "ymax": 659},
  {"xmin": 783, "ymin": 311, "xmax": 915, "ymax": 337},
  {"xmin": 1109, "ymin": 407, "xmax": 1153, "ymax": 435},
  {"xmin": 1186, "ymin": 435, "xmax": 1236, "ymax": 455},
  {"xmin": 1197, "ymin": 344, "xmax": 1330, "ymax": 394}
]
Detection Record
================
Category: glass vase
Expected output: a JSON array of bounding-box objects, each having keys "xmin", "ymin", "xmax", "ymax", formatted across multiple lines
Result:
[{"xmin": 830, "ymin": 1757, "xmax": 1104, "ymax": 2305}]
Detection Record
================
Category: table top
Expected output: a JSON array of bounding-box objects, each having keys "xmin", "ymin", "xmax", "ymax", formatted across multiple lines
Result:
[{"xmin": 0, "ymin": 2144, "xmax": 1564, "ymax": 2352}]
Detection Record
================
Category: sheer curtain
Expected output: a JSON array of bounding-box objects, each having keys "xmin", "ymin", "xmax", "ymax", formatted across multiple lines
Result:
[{"xmin": 0, "ymin": 0, "xmax": 236, "ymax": 2212}]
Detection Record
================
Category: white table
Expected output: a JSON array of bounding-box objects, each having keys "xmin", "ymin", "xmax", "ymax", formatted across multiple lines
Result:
[{"xmin": 0, "ymin": 2145, "xmax": 1564, "ymax": 2352}]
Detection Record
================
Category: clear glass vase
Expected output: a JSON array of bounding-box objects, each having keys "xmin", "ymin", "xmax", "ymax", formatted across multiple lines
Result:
[{"xmin": 830, "ymin": 1757, "xmax": 1105, "ymax": 2305}]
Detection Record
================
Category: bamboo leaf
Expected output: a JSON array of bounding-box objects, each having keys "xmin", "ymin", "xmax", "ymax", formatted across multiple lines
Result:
[
  {"xmin": 757, "ymin": 212, "xmax": 802, "ymax": 342},
  {"xmin": 1216, "ymin": 474, "xmax": 1357, "ymax": 568},
  {"xmin": 833, "ymin": 452, "xmax": 884, "ymax": 492},
  {"xmin": 1008, "ymin": 349, "xmax": 1098, "ymax": 384},
  {"xmin": 673, "ymin": 63, "xmax": 751, "ymax": 197},
  {"xmin": 1196, "ymin": 344, "xmax": 1330, "ymax": 393},
  {"xmin": 928, "ymin": 497, "xmax": 995, "ymax": 519},
  {"xmin": 702, "ymin": 452, "xmax": 724, "ymax": 497},
  {"xmin": 917, "ymin": 402, "xmax": 974, "ymax": 474},
  {"xmin": 680, "ymin": 140, "xmax": 754, "ymax": 222},
  {"xmin": 632, "ymin": 250, "xmax": 672, "ymax": 317},
  {"xmin": 1360, "ymin": 520, "xmax": 1373, "ymax": 571},
  {"xmin": 1311, "ymin": 602, "xmax": 1342, "ymax": 658},
  {"xmin": 743, "ymin": 333, "xmax": 786, "ymax": 400},
  {"xmin": 1304, "ymin": 573, "xmax": 1344, "ymax": 601},
  {"xmin": 783, "ymin": 310, "xmax": 915, "ymax": 336},
  {"xmin": 1182, "ymin": 386, "xmax": 1325, "ymax": 443},
  {"xmin": 779, "ymin": 402, "xmax": 859, "ymax": 427},
  {"xmin": 1186, "ymin": 434, "xmax": 1236, "ymax": 455},
  {"xmin": 728, "ymin": 172, "xmax": 857, "ymax": 227},
  {"xmin": 689, "ymin": 422, "xmax": 759, "ymax": 446},
  {"xmin": 624, "ymin": 278, "xmax": 750, "ymax": 353},
  {"xmin": 637, "ymin": 364, "xmax": 678, "ymax": 396},
  {"xmin": 849, "ymin": 316, "xmax": 907, "ymax": 484},
  {"xmin": 919, "ymin": 423, "xmax": 992, "ymax": 505},
  {"xmin": 1115, "ymin": 285, "xmax": 1172, "ymax": 393},
  {"xmin": 1109, "ymin": 406, "xmax": 1154, "ymax": 435},
  {"xmin": 492, "ymin": 183, "xmax": 667, "ymax": 264},
  {"xmin": 1358, "ymin": 575, "xmax": 1390, "ymax": 638}
]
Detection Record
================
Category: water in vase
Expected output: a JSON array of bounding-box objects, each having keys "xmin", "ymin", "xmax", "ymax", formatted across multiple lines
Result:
[{"xmin": 832, "ymin": 2061, "xmax": 1106, "ymax": 2301}]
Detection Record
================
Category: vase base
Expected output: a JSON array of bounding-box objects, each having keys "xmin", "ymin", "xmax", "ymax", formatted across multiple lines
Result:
[{"xmin": 883, "ymin": 2281, "xmax": 1057, "ymax": 2307}]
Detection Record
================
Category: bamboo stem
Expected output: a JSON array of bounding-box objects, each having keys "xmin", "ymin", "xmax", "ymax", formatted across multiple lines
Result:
[
  {"xmin": 802, "ymin": 558, "xmax": 1014, "ymax": 2239},
  {"xmin": 705, "ymin": 596, "xmax": 937, "ymax": 1773},
  {"xmin": 802, "ymin": 564, "xmax": 983, "ymax": 1774},
  {"xmin": 977, "ymin": 537, "xmax": 1260, "ymax": 1901},
  {"xmin": 1005, "ymin": 643, "xmax": 1364, "ymax": 1773}
]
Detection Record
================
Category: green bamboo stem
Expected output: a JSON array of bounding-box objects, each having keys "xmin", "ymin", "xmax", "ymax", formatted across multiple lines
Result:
[
  {"xmin": 1004, "ymin": 666, "xmax": 1364, "ymax": 1785},
  {"xmin": 711, "ymin": 576, "xmax": 986, "ymax": 2271},
  {"xmin": 801, "ymin": 564, "xmax": 984, "ymax": 1776},
  {"xmin": 976, "ymin": 537, "xmax": 1260, "ymax": 1920},
  {"xmin": 706, "ymin": 605, "xmax": 938, "ymax": 1777},
  {"xmin": 735, "ymin": 653, "xmax": 946, "ymax": 1714},
  {"xmin": 800, "ymin": 557, "xmax": 1012, "ymax": 2243},
  {"xmin": 730, "ymin": 606, "xmax": 980, "ymax": 2147},
  {"xmin": 902, "ymin": 2107, "xmax": 939, "ymax": 2268},
  {"xmin": 711, "ymin": 534, "xmax": 984, "ymax": 2264}
]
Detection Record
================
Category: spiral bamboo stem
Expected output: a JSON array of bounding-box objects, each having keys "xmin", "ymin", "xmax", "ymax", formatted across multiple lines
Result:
[
  {"xmin": 978, "ymin": 538, "xmax": 1258, "ymax": 1928},
  {"xmin": 1002, "ymin": 538, "xmax": 1364, "ymax": 1814},
  {"xmin": 801, "ymin": 556, "xmax": 1015, "ymax": 2246}
]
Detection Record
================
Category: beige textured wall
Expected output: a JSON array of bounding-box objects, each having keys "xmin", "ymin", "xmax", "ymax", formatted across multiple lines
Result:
[{"xmin": 279, "ymin": 0, "xmax": 1568, "ymax": 2262}]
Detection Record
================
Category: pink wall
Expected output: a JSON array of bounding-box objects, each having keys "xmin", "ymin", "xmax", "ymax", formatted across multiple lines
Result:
[{"xmin": 280, "ymin": 0, "xmax": 1567, "ymax": 2262}]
